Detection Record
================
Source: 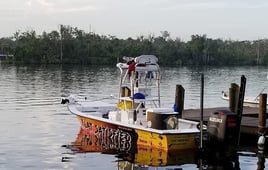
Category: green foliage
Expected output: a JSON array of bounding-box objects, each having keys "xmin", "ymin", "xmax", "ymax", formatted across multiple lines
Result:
[{"xmin": 1, "ymin": 25, "xmax": 268, "ymax": 66}]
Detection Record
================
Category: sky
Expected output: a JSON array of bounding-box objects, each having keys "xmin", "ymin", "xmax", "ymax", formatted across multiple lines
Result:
[{"xmin": 1, "ymin": 0, "xmax": 268, "ymax": 41}]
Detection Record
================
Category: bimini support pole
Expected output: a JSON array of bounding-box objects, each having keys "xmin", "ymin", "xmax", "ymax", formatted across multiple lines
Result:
[{"xmin": 117, "ymin": 65, "xmax": 124, "ymax": 103}]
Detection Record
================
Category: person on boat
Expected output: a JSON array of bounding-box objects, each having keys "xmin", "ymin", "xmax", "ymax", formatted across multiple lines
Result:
[
  {"xmin": 146, "ymin": 71, "xmax": 154, "ymax": 79},
  {"xmin": 127, "ymin": 60, "xmax": 135, "ymax": 78}
]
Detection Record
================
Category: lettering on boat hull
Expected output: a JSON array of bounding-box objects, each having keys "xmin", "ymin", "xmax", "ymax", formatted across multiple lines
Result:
[{"xmin": 77, "ymin": 115, "xmax": 197, "ymax": 151}]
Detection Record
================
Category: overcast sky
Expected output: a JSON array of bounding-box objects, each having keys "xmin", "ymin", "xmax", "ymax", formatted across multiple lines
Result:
[{"xmin": 1, "ymin": 0, "xmax": 268, "ymax": 41}]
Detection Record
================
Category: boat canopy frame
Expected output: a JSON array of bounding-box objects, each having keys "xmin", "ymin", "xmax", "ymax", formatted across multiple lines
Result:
[{"xmin": 116, "ymin": 55, "xmax": 161, "ymax": 110}]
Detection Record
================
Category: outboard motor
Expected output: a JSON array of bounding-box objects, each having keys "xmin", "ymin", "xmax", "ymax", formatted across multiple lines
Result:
[
  {"xmin": 207, "ymin": 110, "xmax": 240, "ymax": 155},
  {"xmin": 61, "ymin": 98, "xmax": 69, "ymax": 104}
]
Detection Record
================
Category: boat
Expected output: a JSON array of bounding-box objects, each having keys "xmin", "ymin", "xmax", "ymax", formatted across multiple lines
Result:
[
  {"xmin": 61, "ymin": 55, "xmax": 201, "ymax": 151},
  {"xmin": 221, "ymin": 90, "xmax": 266, "ymax": 107}
]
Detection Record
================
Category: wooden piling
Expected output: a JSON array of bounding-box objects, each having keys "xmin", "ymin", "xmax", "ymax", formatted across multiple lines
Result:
[
  {"xmin": 257, "ymin": 153, "xmax": 265, "ymax": 170},
  {"xmin": 200, "ymin": 74, "xmax": 204, "ymax": 149},
  {"xmin": 236, "ymin": 75, "xmax": 246, "ymax": 146},
  {"xmin": 229, "ymin": 83, "xmax": 239, "ymax": 113},
  {"xmin": 258, "ymin": 94, "xmax": 267, "ymax": 135},
  {"xmin": 175, "ymin": 85, "xmax": 185, "ymax": 117},
  {"xmin": 257, "ymin": 94, "xmax": 266, "ymax": 165}
]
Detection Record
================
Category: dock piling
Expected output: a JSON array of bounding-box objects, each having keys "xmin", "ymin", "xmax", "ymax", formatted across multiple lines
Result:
[
  {"xmin": 257, "ymin": 94, "xmax": 266, "ymax": 168},
  {"xmin": 258, "ymin": 93, "xmax": 267, "ymax": 136},
  {"xmin": 200, "ymin": 74, "xmax": 204, "ymax": 149},
  {"xmin": 236, "ymin": 75, "xmax": 246, "ymax": 146},
  {"xmin": 229, "ymin": 83, "xmax": 239, "ymax": 113},
  {"xmin": 237, "ymin": 75, "xmax": 246, "ymax": 117},
  {"xmin": 175, "ymin": 85, "xmax": 184, "ymax": 118}
]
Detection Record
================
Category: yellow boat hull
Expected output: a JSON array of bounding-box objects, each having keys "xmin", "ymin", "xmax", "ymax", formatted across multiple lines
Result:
[
  {"xmin": 76, "ymin": 115, "xmax": 198, "ymax": 151},
  {"xmin": 136, "ymin": 129, "xmax": 197, "ymax": 151}
]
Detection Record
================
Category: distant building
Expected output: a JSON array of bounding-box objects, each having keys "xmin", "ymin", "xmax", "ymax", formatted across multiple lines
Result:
[{"xmin": 0, "ymin": 54, "xmax": 14, "ymax": 61}]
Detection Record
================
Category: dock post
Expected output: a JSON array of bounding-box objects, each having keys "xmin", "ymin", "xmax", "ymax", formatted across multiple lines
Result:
[
  {"xmin": 200, "ymin": 74, "xmax": 204, "ymax": 149},
  {"xmin": 237, "ymin": 75, "xmax": 246, "ymax": 117},
  {"xmin": 258, "ymin": 94, "xmax": 266, "ymax": 153},
  {"xmin": 258, "ymin": 93, "xmax": 266, "ymax": 136},
  {"xmin": 175, "ymin": 85, "xmax": 184, "ymax": 118},
  {"xmin": 236, "ymin": 75, "xmax": 246, "ymax": 146},
  {"xmin": 257, "ymin": 93, "xmax": 266, "ymax": 168},
  {"xmin": 229, "ymin": 83, "xmax": 239, "ymax": 113}
]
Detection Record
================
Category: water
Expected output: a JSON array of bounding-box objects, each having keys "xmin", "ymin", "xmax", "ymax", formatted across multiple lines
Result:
[{"xmin": 0, "ymin": 64, "xmax": 267, "ymax": 170}]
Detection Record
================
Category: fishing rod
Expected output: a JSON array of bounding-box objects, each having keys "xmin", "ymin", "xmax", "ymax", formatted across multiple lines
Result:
[{"xmin": 255, "ymin": 75, "xmax": 268, "ymax": 101}]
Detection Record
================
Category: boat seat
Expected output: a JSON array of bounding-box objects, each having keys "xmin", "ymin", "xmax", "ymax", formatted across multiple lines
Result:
[{"xmin": 134, "ymin": 87, "xmax": 151, "ymax": 97}]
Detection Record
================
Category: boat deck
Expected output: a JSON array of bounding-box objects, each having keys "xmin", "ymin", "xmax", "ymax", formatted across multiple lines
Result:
[{"xmin": 182, "ymin": 106, "xmax": 267, "ymax": 135}]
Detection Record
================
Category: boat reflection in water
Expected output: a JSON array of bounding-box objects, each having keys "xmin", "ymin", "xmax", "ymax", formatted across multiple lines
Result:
[
  {"xmin": 68, "ymin": 128, "xmax": 197, "ymax": 168},
  {"xmin": 117, "ymin": 146, "xmax": 196, "ymax": 168},
  {"xmin": 71, "ymin": 127, "xmax": 137, "ymax": 154},
  {"xmin": 64, "ymin": 128, "xmax": 246, "ymax": 169}
]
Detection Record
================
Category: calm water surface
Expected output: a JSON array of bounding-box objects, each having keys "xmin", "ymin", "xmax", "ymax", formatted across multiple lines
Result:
[{"xmin": 0, "ymin": 64, "xmax": 267, "ymax": 170}]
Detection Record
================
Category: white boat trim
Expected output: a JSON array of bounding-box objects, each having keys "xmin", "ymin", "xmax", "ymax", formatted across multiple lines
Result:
[{"xmin": 68, "ymin": 103, "xmax": 200, "ymax": 134}]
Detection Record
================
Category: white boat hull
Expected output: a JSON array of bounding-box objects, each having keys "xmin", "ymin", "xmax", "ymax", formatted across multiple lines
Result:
[{"xmin": 221, "ymin": 91, "xmax": 267, "ymax": 107}]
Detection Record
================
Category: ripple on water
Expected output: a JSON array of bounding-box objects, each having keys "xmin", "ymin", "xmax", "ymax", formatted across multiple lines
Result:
[{"xmin": 0, "ymin": 65, "xmax": 268, "ymax": 169}]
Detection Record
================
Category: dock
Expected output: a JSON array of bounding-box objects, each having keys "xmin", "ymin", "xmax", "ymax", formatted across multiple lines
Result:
[{"xmin": 174, "ymin": 76, "xmax": 267, "ymax": 141}]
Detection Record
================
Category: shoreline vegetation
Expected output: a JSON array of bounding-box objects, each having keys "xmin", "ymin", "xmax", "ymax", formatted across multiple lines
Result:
[{"xmin": 0, "ymin": 25, "xmax": 268, "ymax": 66}]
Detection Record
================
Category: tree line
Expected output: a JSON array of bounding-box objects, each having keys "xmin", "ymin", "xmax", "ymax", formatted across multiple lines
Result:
[{"xmin": 1, "ymin": 25, "xmax": 268, "ymax": 66}]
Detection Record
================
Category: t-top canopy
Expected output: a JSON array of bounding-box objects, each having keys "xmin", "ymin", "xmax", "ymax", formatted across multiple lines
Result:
[{"xmin": 135, "ymin": 55, "xmax": 158, "ymax": 65}]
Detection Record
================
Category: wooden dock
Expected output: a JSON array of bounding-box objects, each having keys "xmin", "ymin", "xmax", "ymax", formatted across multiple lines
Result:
[
  {"xmin": 174, "ymin": 76, "xmax": 267, "ymax": 147},
  {"xmin": 182, "ymin": 106, "xmax": 267, "ymax": 135}
]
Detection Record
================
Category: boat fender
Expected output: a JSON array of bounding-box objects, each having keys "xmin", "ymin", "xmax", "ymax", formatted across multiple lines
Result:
[
  {"xmin": 258, "ymin": 135, "xmax": 265, "ymax": 153},
  {"xmin": 196, "ymin": 123, "xmax": 207, "ymax": 130}
]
